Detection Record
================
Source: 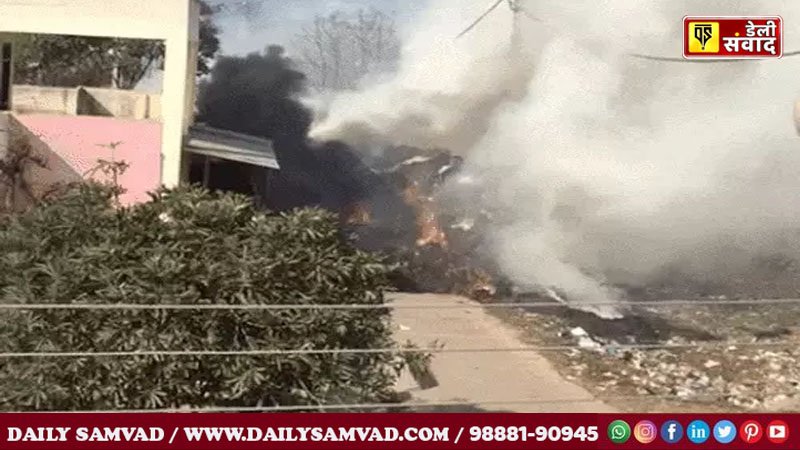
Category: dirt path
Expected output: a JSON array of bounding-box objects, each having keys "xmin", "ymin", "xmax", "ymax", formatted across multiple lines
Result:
[{"xmin": 391, "ymin": 293, "xmax": 615, "ymax": 412}]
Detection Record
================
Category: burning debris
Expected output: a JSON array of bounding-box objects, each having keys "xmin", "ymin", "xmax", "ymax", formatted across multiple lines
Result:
[
  {"xmin": 343, "ymin": 201, "xmax": 372, "ymax": 226},
  {"xmin": 403, "ymin": 184, "xmax": 448, "ymax": 248},
  {"xmin": 194, "ymin": 43, "xmax": 628, "ymax": 319},
  {"xmin": 366, "ymin": 145, "xmax": 501, "ymax": 298},
  {"xmin": 197, "ymin": 51, "xmax": 495, "ymax": 297}
]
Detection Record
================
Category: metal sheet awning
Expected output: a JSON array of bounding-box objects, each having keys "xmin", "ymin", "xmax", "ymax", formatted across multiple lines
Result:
[{"xmin": 185, "ymin": 124, "xmax": 280, "ymax": 170}]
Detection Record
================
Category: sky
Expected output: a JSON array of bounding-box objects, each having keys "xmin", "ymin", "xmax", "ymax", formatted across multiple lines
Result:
[
  {"xmin": 137, "ymin": 0, "xmax": 428, "ymax": 91},
  {"xmin": 210, "ymin": 0, "xmax": 431, "ymax": 56}
]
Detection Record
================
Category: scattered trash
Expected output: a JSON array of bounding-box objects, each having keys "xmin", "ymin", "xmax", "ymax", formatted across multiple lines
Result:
[
  {"xmin": 566, "ymin": 327, "xmax": 605, "ymax": 352},
  {"xmin": 546, "ymin": 288, "xmax": 567, "ymax": 303},
  {"xmin": 526, "ymin": 304, "xmax": 800, "ymax": 411},
  {"xmin": 577, "ymin": 337, "xmax": 603, "ymax": 351},
  {"xmin": 570, "ymin": 327, "xmax": 588, "ymax": 338},
  {"xmin": 451, "ymin": 218, "xmax": 475, "ymax": 231}
]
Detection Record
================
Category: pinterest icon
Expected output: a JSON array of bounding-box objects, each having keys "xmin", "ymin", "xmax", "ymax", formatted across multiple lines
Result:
[{"xmin": 739, "ymin": 420, "xmax": 763, "ymax": 444}]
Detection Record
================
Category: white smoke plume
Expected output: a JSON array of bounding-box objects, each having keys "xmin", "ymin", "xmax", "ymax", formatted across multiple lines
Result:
[{"xmin": 311, "ymin": 0, "xmax": 800, "ymax": 317}]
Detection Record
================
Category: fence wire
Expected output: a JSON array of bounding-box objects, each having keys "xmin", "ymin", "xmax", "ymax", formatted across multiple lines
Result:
[
  {"xmin": 19, "ymin": 391, "xmax": 796, "ymax": 414},
  {"xmin": 0, "ymin": 340, "xmax": 792, "ymax": 360},
  {"xmin": 0, "ymin": 297, "xmax": 799, "ymax": 310},
  {"xmin": 1, "ymin": 297, "xmax": 796, "ymax": 412}
]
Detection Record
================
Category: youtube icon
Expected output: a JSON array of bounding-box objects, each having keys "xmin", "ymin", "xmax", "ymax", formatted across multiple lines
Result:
[{"xmin": 768, "ymin": 420, "xmax": 789, "ymax": 444}]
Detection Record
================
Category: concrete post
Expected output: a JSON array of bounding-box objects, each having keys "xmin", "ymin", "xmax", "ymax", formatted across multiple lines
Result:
[
  {"xmin": 160, "ymin": 0, "xmax": 199, "ymax": 188},
  {"xmin": 0, "ymin": 38, "xmax": 12, "ymax": 161},
  {"xmin": 0, "ymin": 112, "xmax": 9, "ymax": 162}
]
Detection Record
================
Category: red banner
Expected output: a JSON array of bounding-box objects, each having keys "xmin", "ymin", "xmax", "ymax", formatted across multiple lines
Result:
[
  {"xmin": 0, "ymin": 414, "xmax": 795, "ymax": 449},
  {"xmin": 683, "ymin": 16, "xmax": 783, "ymax": 59}
]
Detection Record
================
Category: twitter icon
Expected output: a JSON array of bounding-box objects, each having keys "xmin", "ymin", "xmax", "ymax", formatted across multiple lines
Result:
[{"xmin": 713, "ymin": 420, "xmax": 736, "ymax": 444}]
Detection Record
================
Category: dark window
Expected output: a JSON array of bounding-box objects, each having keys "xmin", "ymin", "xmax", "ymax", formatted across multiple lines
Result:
[{"xmin": 0, "ymin": 43, "xmax": 11, "ymax": 110}]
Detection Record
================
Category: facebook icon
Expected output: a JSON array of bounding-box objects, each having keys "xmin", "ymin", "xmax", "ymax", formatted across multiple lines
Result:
[{"xmin": 661, "ymin": 421, "xmax": 683, "ymax": 444}]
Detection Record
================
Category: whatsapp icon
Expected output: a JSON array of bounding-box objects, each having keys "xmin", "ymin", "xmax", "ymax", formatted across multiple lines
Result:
[{"xmin": 608, "ymin": 420, "xmax": 631, "ymax": 444}]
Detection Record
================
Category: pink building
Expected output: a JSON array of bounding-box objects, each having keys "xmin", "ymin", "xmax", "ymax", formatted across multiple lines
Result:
[
  {"xmin": 13, "ymin": 113, "xmax": 162, "ymax": 206},
  {"xmin": 2, "ymin": 86, "xmax": 278, "ymax": 209},
  {"xmin": 0, "ymin": 0, "xmax": 278, "ymax": 209}
]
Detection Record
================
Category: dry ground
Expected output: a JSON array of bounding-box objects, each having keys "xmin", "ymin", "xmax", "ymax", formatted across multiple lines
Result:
[
  {"xmin": 390, "ymin": 293, "xmax": 616, "ymax": 412},
  {"xmin": 491, "ymin": 300, "xmax": 800, "ymax": 413},
  {"xmin": 389, "ymin": 292, "xmax": 800, "ymax": 413}
]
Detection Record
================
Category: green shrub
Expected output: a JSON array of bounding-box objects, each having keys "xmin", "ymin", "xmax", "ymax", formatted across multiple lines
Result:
[{"xmin": 0, "ymin": 184, "xmax": 410, "ymax": 411}]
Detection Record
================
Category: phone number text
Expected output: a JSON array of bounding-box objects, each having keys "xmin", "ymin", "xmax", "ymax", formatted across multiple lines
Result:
[{"xmin": 469, "ymin": 426, "xmax": 599, "ymax": 442}]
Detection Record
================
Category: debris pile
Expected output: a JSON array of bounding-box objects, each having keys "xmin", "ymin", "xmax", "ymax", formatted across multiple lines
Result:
[
  {"xmin": 554, "ymin": 319, "xmax": 800, "ymax": 411},
  {"xmin": 351, "ymin": 145, "xmax": 503, "ymax": 299}
]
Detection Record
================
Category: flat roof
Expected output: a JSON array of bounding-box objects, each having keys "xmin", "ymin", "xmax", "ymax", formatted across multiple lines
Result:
[
  {"xmin": 0, "ymin": 0, "xmax": 199, "ymax": 41},
  {"xmin": 185, "ymin": 125, "xmax": 279, "ymax": 170}
]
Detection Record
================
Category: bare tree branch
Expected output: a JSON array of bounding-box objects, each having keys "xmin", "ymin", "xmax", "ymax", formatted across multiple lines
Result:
[{"xmin": 293, "ymin": 8, "xmax": 401, "ymax": 92}]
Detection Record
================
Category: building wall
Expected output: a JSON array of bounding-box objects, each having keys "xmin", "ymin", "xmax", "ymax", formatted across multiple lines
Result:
[
  {"xmin": 11, "ymin": 85, "xmax": 162, "ymax": 120},
  {"xmin": 12, "ymin": 114, "xmax": 162, "ymax": 206},
  {"xmin": 0, "ymin": 0, "xmax": 197, "ymax": 41},
  {"xmin": 11, "ymin": 85, "xmax": 80, "ymax": 115},
  {"xmin": 81, "ymin": 87, "xmax": 161, "ymax": 120},
  {"xmin": 6, "ymin": 114, "xmax": 82, "ymax": 209},
  {"xmin": 0, "ymin": 0, "xmax": 200, "ymax": 188}
]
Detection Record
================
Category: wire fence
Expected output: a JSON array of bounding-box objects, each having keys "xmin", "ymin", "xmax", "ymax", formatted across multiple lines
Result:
[
  {"xmin": 1, "ymin": 297, "xmax": 799, "ymax": 310},
  {"xmin": 2, "ymin": 0, "xmax": 796, "ymax": 417},
  {"xmin": 0, "ymin": 340, "xmax": 793, "ymax": 360},
  {"xmin": 18, "ymin": 391, "xmax": 800, "ymax": 414},
  {"xmin": 0, "ymin": 296, "xmax": 797, "ymax": 413},
  {"xmin": 0, "ymin": 298, "xmax": 795, "ymax": 358},
  {"xmin": 40, "ymin": 394, "xmax": 748, "ymax": 414}
]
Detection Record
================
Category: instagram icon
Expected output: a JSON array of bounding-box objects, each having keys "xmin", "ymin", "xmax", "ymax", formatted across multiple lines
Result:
[{"xmin": 634, "ymin": 420, "xmax": 658, "ymax": 444}]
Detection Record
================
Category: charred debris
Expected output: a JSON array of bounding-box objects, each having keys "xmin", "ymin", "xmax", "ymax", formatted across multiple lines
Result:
[{"xmin": 193, "ymin": 46, "xmax": 502, "ymax": 300}]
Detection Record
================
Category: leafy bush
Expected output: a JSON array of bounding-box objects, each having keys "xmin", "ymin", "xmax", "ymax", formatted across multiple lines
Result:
[{"xmin": 0, "ymin": 184, "xmax": 412, "ymax": 411}]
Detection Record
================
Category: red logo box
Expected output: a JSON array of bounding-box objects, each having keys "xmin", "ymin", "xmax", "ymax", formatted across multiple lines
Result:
[{"xmin": 683, "ymin": 16, "xmax": 783, "ymax": 59}]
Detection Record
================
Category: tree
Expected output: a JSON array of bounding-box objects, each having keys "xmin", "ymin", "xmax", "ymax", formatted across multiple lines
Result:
[
  {"xmin": 0, "ymin": 183, "xmax": 427, "ymax": 411},
  {"xmin": 205, "ymin": 0, "xmax": 263, "ymax": 17},
  {"xmin": 13, "ymin": 0, "xmax": 220, "ymax": 89},
  {"xmin": 293, "ymin": 8, "xmax": 401, "ymax": 92},
  {"xmin": 196, "ymin": 0, "xmax": 222, "ymax": 76}
]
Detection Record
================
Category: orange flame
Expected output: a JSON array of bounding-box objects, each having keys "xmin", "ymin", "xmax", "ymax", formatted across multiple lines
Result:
[
  {"xmin": 344, "ymin": 201, "xmax": 372, "ymax": 225},
  {"xmin": 403, "ymin": 183, "xmax": 448, "ymax": 248}
]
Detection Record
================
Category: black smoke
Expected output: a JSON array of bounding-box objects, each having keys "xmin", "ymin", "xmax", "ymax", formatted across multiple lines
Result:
[
  {"xmin": 196, "ymin": 45, "xmax": 415, "ymax": 246},
  {"xmin": 198, "ymin": 45, "xmax": 311, "ymax": 138}
]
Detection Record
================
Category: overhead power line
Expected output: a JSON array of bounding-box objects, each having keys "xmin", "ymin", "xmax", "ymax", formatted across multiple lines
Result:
[
  {"xmin": 455, "ymin": 0, "xmax": 506, "ymax": 39},
  {"xmin": 456, "ymin": 1, "xmax": 800, "ymax": 61}
]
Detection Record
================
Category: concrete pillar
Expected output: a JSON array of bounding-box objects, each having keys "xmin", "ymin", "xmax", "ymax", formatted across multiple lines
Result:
[
  {"xmin": 160, "ymin": 0, "xmax": 199, "ymax": 188},
  {"xmin": 0, "ymin": 39, "xmax": 12, "ymax": 160},
  {"xmin": 179, "ymin": 39, "xmax": 199, "ymax": 184},
  {"xmin": 0, "ymin": 112, "xmax": 9, "ymax": 162}
]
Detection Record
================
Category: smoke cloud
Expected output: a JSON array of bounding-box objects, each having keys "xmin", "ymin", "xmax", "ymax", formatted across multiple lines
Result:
[
  {"xmin": 197, "ymin": 47, "xmax": 415, "ymax": 244},
  {"xmin": 310, "ymin": 0, "xmax": 800, "ymax": 315}
]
